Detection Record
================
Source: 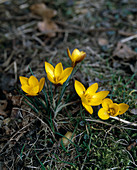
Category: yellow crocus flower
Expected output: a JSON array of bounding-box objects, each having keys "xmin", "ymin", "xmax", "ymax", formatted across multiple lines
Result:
[
  {"xmin": 67, "ymin": 48, "xmax": 86, "ymax": 67},
  {"xmin": 19, "ymin": 75, "xmax": 45, "ymax": 96},
  {"xmin": 98, "ymin": 98, "xmax": 129, "ymax": 120},
  {"xmin": 74, "ymin": 80, "xmax": 109, "ymax": 114},
  {"xmin": 45, "ymin": 62, "xmax": 73, "ymax": 85}
]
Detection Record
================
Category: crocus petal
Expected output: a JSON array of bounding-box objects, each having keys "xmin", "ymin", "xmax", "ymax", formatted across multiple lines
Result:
[
  {"xmin": 76, "ymin": 52, "xmax": 86, "ymax": 63},
  {"xmin": 102, "ymin": 98, "xmax": 113, "ymax": 110},
  {"xmin": 85, "ymin": 83, "xmax": 98, "ymax": 96},
  {"xmin": 82, "ymin": 102, "xmax": 93, "ymax": 115},
  {"xmin": 72, "ymin": 49, "xmax": 86, "ymax": 61},
  {"xmin": 19, "ymin": 76, "xmax": 28, "ymax": 85},
  {"xmin": 74, "ymin": 52, "xmax": 86, "ymax": 63},
  {"xmin": 93, "ymin": 91, "xmax": 109, "ymax": 100},
  {"xmin": 45, "ymin": 62, "xmax": 54, "ymax": 77},
  {"xmin": 28, "ymin": 76, "xmax": 39, "ymax": 87},
  {"xmin": 47, "ymin": 73, "xmax": 56, "ymax": 84},
  {"xmin": 26, "ymin": 93, "xmax": 38, "ymax": 96},
  {"xmin": 29, "ymin": 85, "xmax": 39, "ymax": 95},
  {"xmin": 39, "ymin": 77, "xmax": 45, "ymax": 92},
  {"xmin": 118, "ymin": 103, "xmax": 129, "ymax": 115},
  {"xmin": 98, "ymin": 108, "xmax": 110, "ymax": 120},
  {"xmin": 71, "ymin": 49, "xmax": 80, "ymax": 60},
  {"xmin": 21, "ymin": 85, "xmax": 39, "ymax": 95},
  {"xmin": 54, "ymin": 62, "xmax": 63, "ymax": 79},
  {"xmin": 67, "ymin": 48, "xmax": 72, "ymax": 61},
  {"xmin": 81, "ymin": 95, "xmax": 90, "ymax": 105},
  {"xmin": 21, "ymin": 85, "xmax": 31, "ymax": 94},
  {"xmin": 74, "ymin": 80, "xmax": 86, "ymax": 98},
  {"xmin": 89, "ymin": 98, "xmax": 103, "ymax": 106},
  {"xmin": 59, "ymin": 67, "xmax": 73, "ymax": 85}
]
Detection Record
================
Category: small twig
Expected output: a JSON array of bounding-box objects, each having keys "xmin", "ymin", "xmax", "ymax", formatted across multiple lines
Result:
[
  {"xmin": 2, "ymin": 51, "xmax": 15, "ymax": 67},
  {"xmin": 85, "ymin": 118, "xmax": 112, "ymax": 126},
  {"xmin": 110, "ymin": 116, "xmax": 137, "ymax": 127},
  {"xmin": 14, "ymin": 61, "xmax": 17, "ymax": 82},
  {"xmin": 120, "ymin": 34, "xmax": 137, "ymax": 43},
  {"xmin": 56, "ymin": 21, "xmax": 117, "ymax": 33}
]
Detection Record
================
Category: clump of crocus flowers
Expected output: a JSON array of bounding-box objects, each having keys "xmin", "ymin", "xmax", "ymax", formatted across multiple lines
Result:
[{"xmin": 19, "ymin": 48, "xmax": 129, "ymax": 121}]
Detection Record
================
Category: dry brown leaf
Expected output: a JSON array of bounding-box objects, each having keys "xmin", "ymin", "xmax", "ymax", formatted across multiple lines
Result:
[
  {"xmin": 127, "ymin": 140, "xmax": 137, "ymax": 151},
  {"xmin": 38, "ymin": 20, "xmax": 58, "ymax": 37},
  {"xmin": 30, "ymin": 3, "xmax": 58, "ymax": 37},
  {"xmin": 0, "ymin": 109, "xmax": 7, "ymax": 117},
  {"xmin": 0, "ymin": 100, "xmax": 8, "ymax": 117},
  {"xmin": 30, "ymin": 3, "xmax": 57, "ymax": 19},
  {"xmin": 0, "ymin": 100, "xmax": 7, "ymax": 110},
  {"xmin": 98, "ymin": 38, "xmax": 108, "ymax": 46},
  {"xmin": 30, "ymin": 3, "xmax": 48, "ymax": 18},
  {"xmin": 11, "ymin": 108, "xmax": 23, "ymax": 119},
  {"xmin": 60, "ymin": 131, "xmax": 75, "ymax": 146},
  {"xmin": 11, "ymin": 95, "xmax": 22, "ymax": 107},
  {"xmin": 4, "ymin": 126, "xmax": 11, "ymax": 135},
  {"xmin": 113, "ymin": 42, "xmax": 137, "ymax": 61}
]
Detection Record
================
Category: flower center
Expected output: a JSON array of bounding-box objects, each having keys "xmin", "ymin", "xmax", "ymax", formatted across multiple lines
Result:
[
  {"xmin": 108, "ymin": 108, "xmax": 116, "ymax": 116},
  {"xmin": 54, "ymin": 75, "xmax": 60, "ymax": 82},
  {"xmin": 84, "ymin": 93, "xmax": 92, "ymax": 103}
]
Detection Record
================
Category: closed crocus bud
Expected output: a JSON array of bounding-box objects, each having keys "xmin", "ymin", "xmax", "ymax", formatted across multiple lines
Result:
[{"xmin": 67, "ymin": 48, "xmax": 86, "ymax": 67}]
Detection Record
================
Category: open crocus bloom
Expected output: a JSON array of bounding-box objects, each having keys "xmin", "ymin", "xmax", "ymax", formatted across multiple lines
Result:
[
  {"xmin": 74, "ymin": 80, "xmax": 109, "ymax": 114},
  {"xmin": 19, "ymin": 75, "xmax": 45, "ymax": 96},
  {"xmin": 98, "ymin": 98, "xmax": 129, "ymax": 120},
  {"xmin": 45, "ymin": 62, "xmax": 73, "ymax": 85},
  {"xmin": 67, "ymin": 48, "xmax": 86, "ymax": 67}
]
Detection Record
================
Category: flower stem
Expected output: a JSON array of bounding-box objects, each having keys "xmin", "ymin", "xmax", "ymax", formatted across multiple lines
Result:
[{"xmin": 53, "ymin": 85, "xmax": 57, "ymax": 99}]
